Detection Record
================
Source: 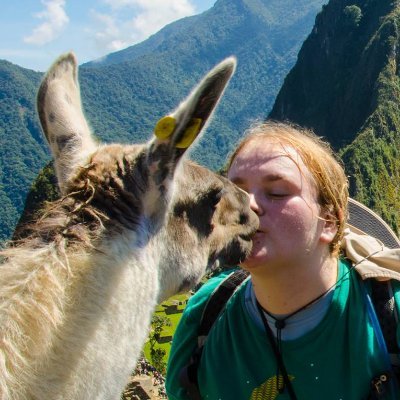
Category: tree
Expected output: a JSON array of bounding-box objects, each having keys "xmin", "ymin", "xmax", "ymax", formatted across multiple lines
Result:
[
  {"xmin": 148, "ymin": 315, "xmax": 172, "ymax": 374},
  {"xmin": 343, "ymin": 5, "xmax": 362, "ymax": 27}
]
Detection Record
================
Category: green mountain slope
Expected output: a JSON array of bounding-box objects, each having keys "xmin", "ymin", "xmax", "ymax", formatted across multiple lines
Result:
[
  {"xmin": 269, "ymin": 0, "xmax": 400, "ymax": 234},
  {"xmin": 78, "ymin": 0, "xmax": 326, "ymax": 168},
  {"xmin": 0, "ymin": 60, "xmax": 47, "ymax": 243},
  {"xmin": 0, "ymin": 0, "xmax": 326, "ymax": 244}
]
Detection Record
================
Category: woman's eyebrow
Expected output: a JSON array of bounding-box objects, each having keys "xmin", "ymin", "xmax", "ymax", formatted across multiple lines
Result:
[
  {"xmin": 230, "ymin": 173, "xmax": 288, "ymax": 185},
  {"xmin": 261, "ymin": 173, "xmax": 286, "ymax": 182}
]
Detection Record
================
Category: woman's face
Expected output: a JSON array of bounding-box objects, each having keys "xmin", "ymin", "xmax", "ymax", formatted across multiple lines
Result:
[{"xmin": 228, "ymin": 138, "xmax": 334, "ymax": 273}]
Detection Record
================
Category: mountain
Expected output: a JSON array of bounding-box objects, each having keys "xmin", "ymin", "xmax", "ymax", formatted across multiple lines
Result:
[
  {"xmin": 86, "ymin": 0, "xmax": 326, "ymax": 70},
  {"xmin": 78, "ymin": 0, "xmax": 327, "ymax": 167},
  {"xmin": 0, "ymin": 61, "xmax": 46, "ymax": 243},
  {"xmin": 0, "ymin": 0, "xmax": 326, "ymax": 244},
  {"xmin": 269, "ymin": 0, "xmax": 400, "ymax": 234}
]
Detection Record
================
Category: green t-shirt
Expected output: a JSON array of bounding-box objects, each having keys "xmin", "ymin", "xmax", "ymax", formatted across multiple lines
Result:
[{"xmin": 166, "ymin": 259, "xmax": 400, "ymax": 400}]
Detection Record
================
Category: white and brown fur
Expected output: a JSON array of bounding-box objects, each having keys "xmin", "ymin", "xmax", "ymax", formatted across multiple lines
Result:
[{"xmin": 0, "ymin": 53, "xmax": 258, "ymax": 399}]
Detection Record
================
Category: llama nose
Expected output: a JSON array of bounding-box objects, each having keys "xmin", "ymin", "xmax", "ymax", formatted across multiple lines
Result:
[{"xmin": 239, "ymin": 213, "xmax": 248, "ymax": 225}]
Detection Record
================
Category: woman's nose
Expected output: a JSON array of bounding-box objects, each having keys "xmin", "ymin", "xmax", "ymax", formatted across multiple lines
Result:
[{"xmin": 248, "ymin": 192, "xmax": 263, "ymax": 215}]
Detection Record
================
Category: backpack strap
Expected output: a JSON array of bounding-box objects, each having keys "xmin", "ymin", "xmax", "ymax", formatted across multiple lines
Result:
[
  {"xmin": 370, "ymin": 280, "xmax": 400, "ymax": 370},
  {"xmin": 179, "ymin": 269, "xmax": 249, "ymax": 399},
  {"xmin": 370, "ymin": 280, "xmax": 399, "ymax": 353},
  {"xmin": 364, "ymin": 279, "xmax": 400, "ymax": 398},
  {"xmin": 198, "ymin": 269, "xmax": 250, "ymax": 342}
]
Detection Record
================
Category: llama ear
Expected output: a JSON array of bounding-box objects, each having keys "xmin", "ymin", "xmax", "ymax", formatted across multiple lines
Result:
[
  {"xmin": 37, "ymin": 52, "xmax": 97, "ymax": 194},
  {"xmin": 152, "ymin": 57, "xmax": 237, "ymax": 159}
]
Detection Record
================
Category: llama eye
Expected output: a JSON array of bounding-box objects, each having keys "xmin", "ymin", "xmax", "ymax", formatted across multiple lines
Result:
[{"xmin": 206, "ymin": 188, "xmax": 223, "ymax": 209}]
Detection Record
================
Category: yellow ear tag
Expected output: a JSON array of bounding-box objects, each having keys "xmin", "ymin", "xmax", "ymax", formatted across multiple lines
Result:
[
  {"xmin": 176, "ymin": 118, "xmax": 203, "ymax": 149},
  {"xmin": 154, "ymin": 116, "xmax": 176, "ymax": 139}
]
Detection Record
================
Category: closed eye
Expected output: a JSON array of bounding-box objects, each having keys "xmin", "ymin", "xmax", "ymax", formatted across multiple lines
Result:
[
  {"xmin": 268, "ymin": 192, "xmax": 288, "ymax": 198},
  {"xmin": 265, "ymin": 186, "xmax": 291, "ymax": 199},
  {"xmin": 265, "ymin": 180, "xmax": 296, "ymax": 199}
]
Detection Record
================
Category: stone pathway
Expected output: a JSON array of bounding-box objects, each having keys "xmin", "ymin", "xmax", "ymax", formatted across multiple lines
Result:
[{"xmin": 122, "ymin": 374, "xmax": 165, "ymax": 400}]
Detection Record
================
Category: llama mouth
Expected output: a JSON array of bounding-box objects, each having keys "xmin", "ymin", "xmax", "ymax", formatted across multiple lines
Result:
[
  {"xmin": 208, "ymin": 236, "xmax": 253, "ymax": 269},
  {"xmin": 239, "ymin": 230, "xmax": 257, "ymax": 243},
  {"xmin": 239, "ymin": 233, "xmax": 253, "ymax": 241}
]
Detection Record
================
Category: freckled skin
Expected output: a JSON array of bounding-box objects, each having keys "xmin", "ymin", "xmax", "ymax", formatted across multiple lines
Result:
[
  {"xmin": 228, "ymin": 140, "xmax": 325, "ymax": 273},
  {"xmin": 228, "ymin": 137, "xmax": 338, "ymax": 314}
]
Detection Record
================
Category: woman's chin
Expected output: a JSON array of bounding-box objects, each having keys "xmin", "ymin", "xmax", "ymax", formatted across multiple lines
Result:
[{"xmin": 240, "ymin": 249, "xmax": 268, "ymax": 270}]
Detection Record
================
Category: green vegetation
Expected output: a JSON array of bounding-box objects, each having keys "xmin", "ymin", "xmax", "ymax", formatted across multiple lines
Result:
[
  {"xmin": 142, "ymin": 294, "xmax": 190, "ymax": 372},
  {"xmin": 0, "ymin": 60, "xmax": 47, "ymax": 245},
  {"xmin": 147, "ymin": 315, "xmax": 172, "ymax": 374},
  {"xmin": 343, "ymin": 5, "xmax": 363, "ymax": 27},
  {"xmin": 13, "ymin": 162, "xmax": 60, "ymax": 240},
  {"xmin": 340, "ymin": 47, "xmax": 400, "ymax": 234}
]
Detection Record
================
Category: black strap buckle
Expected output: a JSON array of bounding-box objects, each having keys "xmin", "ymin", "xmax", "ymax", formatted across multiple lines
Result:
[{"xmin": 369, "ymin": 372, "xmax": 391, "ymax": 399}]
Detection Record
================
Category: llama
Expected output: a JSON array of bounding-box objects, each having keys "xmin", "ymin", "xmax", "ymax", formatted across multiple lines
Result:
[{"xmin": 0, "ymin": 53, "xmax": 258, "ymax": 399}]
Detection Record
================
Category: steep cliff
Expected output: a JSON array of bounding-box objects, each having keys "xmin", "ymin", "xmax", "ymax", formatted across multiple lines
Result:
[{"xmin": 270, "ymin": 0, "xmax": 400, "ymax": 234}]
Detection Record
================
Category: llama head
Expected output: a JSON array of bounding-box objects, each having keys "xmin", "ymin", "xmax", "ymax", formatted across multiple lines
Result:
[
  {"xmin": 36, "ymin": 52, "xmax": 237, "ymax": 236},
  {"xmin": 159, "ymin": 161, "xmax": 259, "ymax": 299}
]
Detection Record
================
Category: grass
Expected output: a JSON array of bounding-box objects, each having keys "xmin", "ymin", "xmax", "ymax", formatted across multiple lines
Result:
[{"xmin": 143, "ymin": 292, "xmax": 190, "ymax": 365}]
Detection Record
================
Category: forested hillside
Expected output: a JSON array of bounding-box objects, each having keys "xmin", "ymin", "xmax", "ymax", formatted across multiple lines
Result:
[
  {"xmin": 0, "ymin": 61, "xmax": 45, "ymax": 243},
  {"xmin": 0, "ymin": 0, "xmax": 326, "ymax": 244},
  {"xmin": 269, "ymin": 0, "xmax": 400, "ymax": 234},
  {"xmin": 78, "ymin": 0, "xmax": 327, "ymax": 168}
]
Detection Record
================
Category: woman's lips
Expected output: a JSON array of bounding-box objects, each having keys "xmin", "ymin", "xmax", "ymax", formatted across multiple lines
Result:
[{"xmin": 252, "ymin": 230, "xmax": 264, "ymax": 241}]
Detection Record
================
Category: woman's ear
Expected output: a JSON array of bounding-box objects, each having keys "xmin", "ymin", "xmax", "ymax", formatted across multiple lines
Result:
[{"xmin": 319, "ymin": 208, "xmax": 340, "ymax": 245}]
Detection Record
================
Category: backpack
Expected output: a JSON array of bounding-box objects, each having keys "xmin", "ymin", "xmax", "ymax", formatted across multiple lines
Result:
[{"xmin": 179, "ymin": 268, "xmax": 400, "ymax": 400}]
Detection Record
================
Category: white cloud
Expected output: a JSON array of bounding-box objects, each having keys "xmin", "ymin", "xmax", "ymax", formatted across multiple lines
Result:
[
  {"xmin": 130, "ymin": 0, "xmax": 195, "ymax": 39},
  {"xmin": 102, "ymin": 0, "xmax": 140, "ymax": 9},
  {"xmin": 92, "ymin": 0, "xmax": 195, "ymax": 52},
  {"xmin": 24, "ymin": 0, "xmax": 69, "ymax": 46},
  {"xmin": 91, "ymin": 12, "xmax": 129, "ymax": 51}
]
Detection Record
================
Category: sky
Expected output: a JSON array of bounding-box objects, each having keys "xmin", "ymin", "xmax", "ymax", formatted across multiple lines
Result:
[{"xmin": 0, "ymin": 0, "xmax": 216, "ymax": 72}]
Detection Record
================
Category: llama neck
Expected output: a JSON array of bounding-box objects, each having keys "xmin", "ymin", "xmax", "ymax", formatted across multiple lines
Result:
[
  {"xmin": 38, "ymin": 234, "xmax": 160, "ymax": 396},
  {"xmin": 2, "ymin": 225, "xmax": 163, "ymax": 399},
  {"xmin": 0, "ymin": 241, "xmax": 95, "ymax": 397}
]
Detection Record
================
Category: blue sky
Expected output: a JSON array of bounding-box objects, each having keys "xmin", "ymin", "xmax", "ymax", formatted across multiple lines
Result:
[{"xmin": 0, "ymin": 0, "xmax": 216, "ymax": 72}]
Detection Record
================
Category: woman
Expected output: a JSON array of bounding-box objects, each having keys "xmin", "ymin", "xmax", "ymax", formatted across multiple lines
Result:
[{"xmin": 165, "ymin": 121, "xmax": 400, "ymax": 399}]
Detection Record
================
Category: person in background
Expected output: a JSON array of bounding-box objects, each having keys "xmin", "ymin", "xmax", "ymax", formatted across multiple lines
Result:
[{"xmin": 165, "ymin": 121, "xmax": 400, "ymax": 400}]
